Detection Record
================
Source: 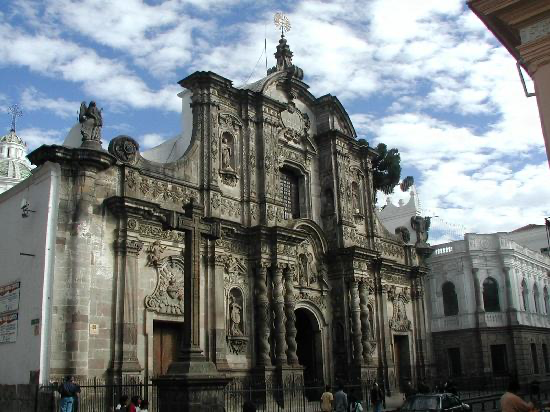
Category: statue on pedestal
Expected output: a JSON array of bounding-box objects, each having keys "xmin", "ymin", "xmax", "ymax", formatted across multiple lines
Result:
[{"xmin": 79, "ymin": 101, "xmax": 103, "ymax": 147}]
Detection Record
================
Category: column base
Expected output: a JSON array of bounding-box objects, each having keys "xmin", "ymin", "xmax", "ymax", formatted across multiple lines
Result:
[{"xmin": 155, "ymin": 347, "xmax": 229, "ymax": 412}]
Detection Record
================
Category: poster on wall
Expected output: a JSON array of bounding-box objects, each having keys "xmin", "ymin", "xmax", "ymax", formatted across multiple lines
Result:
[
  {"xmin": 0, "ymin": 313, "xmax": 18, "ymax": 343},
  {"xmin": 0, "ymin": 281, "xmax": 20, "ymax": 314}
]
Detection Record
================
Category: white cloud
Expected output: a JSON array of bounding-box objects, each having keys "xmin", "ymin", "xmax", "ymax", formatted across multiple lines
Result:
[
  {"xmin": 140, "ymin": 133, "xmax": 167, "ymax": 149},
  {"xmin": 17, "ymin": 127, "xmax": 64, "ymax": 150},
  {"xmin": 21, "ymin": 87, "xmax": 79, "ymax": 119}
]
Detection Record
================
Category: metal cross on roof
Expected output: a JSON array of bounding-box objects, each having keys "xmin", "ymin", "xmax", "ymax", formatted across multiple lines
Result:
[
  {"xmin": 8, "ymin": 104, "xmax": 23, "ymax": 132},
  {"xmin": 274, "ymin": 12, "xmax": 291, "ymax": 36}
]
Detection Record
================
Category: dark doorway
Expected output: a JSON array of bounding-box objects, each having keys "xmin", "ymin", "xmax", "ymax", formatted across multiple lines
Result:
[
  {"xmin": 295, "ymin": 308, "xmax": 323, "ymax": 388},
  {"xmin": 153, "ymin": 321, "xmax": 183, "ymax": 376},
  {"xmin": 394, "ymin": 335, "xmax": 411, "ymax": 391},
  {"xmin": 447, "ymin": 348, "xmax": 462, "ymax": 377}
]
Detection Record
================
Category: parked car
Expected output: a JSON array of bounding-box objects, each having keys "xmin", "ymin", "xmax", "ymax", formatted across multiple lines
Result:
[{"xmin": 399, "ymin": 394, "xmax": 471, "ymax": 412}]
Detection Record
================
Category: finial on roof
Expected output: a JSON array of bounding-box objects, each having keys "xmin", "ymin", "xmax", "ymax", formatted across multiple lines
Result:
[
  {"xmin": 268, "ymin": 12, "xmax": 303, "ymax": 80},
  {"xmin": 7, "ymin": 104, "xmax": 23, "ymax": 133}
]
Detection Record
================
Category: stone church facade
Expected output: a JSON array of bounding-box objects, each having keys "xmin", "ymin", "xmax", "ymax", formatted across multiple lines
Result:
[{"xmin": 8, "ymin": 36, "xmax": 433, "ymax": 392}]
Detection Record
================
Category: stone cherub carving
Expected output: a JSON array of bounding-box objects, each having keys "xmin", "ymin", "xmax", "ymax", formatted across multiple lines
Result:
[
  {"xmin": 410, "ymin": 216, "xmax": 431, "ymax": 245},
  {"xmin": 79, "ymin": 101, "xmax": 103, "ymax": 145}
]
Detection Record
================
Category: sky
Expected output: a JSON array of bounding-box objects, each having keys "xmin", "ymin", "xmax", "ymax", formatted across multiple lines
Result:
[{"xmin": 0, "ymin": 0, "xmax": 549, "ymax": 244}]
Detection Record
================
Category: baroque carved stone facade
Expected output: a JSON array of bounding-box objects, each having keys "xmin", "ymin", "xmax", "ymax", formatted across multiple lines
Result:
[{"xmin": 20, "ymin": 35, "xmax": 433, "ymax": 392}]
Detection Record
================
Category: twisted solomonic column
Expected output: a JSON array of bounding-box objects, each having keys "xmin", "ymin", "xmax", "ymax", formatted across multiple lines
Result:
[
  {"xmin": 359, "ymin": 280, "xmax": 371, "ymax": 364},
  {"xmin": 349, "ymin": 279, "xmax": 363, "ymax": 363},
  {"xmin": 255, "ymin": 262, "xmax": 271, "ymax": 366},
  {"xmin": 284, "ymin": 265, "xmax": 299, "ymax": 365},
  {"xmin": 272, "ymin": 264, "xmax": 287, "ymax": 365}
]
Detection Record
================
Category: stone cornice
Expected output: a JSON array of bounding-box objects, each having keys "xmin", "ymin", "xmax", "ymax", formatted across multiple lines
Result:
[{"xmin": 28, "ymin": 144, "xmax": 116, "ymax": 172}]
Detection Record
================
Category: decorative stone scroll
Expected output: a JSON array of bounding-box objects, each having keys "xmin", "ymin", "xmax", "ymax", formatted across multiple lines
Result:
[
  {"xmin": 108, "ymin": 135, "xmax": 139, "ymax": 165},
  {"xmin": 387, "ymin": 286, "xmax": 411, "ymax": 332},
  {"xmin": 279, "ymin": 101, "xmax": 310, "ymax": 145},
  {"xmin": 145, "ymin": 256, "xmax": 185, "ymax": 315}
]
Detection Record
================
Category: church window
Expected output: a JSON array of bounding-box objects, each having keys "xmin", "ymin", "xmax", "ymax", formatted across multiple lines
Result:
[
  {"xmin": 482, "ymin": 277, "xmax": 500, "ymax": 312},
  {"xmin": 521, "ymin": 279, "xmax": 529, "ymax": 311},
  {"xmin": 442, "ymin": 281, "xmax": 459, "ymax": 316},
  {"xmin": 534, "ymin": 284, "xmax": 540, "ymax": 313},
  {"xmin": 280, "ymin": 168, "xmax": 300, "ymax": 219},
  {"xmin": 447, "ymin": 347, "xmax": 462, "ymax": 377},
  {"xmin": 543, "ymin": 344, "xmax": 550, "ymax": 373},
  {"xmin": 531, "ymin": 343, "xmax": 539, "ymax": 374},
  {"xmin": 544, "ymin": 287, "xmax": 549, "ymax": 314},
  {"xmin": 490, "ymin": 344, "xmax": 508, "ymax": 375}
]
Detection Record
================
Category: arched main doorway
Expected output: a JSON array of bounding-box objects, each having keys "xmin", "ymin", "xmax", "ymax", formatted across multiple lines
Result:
[{"xmin": 295, "ymin": 308, "xmax": 324, "ymax": 387}]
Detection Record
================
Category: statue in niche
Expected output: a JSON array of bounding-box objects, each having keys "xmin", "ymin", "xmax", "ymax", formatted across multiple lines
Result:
[
  {"xmin": 352, "ymin": 183, "xmax": 360, "ymax": 214},
  {"xmin": 228, "ymin": 289, "xmax": 244, "ymax": 336},
  {"xmin": 298, "ymin": 254, "xmax": 308, "ymax": 286},
  {"xmin": 221, "ymin": 135, "xmax": 233, "ymax": 171},
  {"xmin": 79, "ymin": 101, "xmax": 103, "ymax": 144}
]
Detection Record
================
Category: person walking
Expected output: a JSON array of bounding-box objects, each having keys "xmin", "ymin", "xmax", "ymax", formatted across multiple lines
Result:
[
  {"xmin": 333, "ymin": 383, "xmax": 349, "ymax": 412},
  {"xmin": 320, "ymin": 385, "xmax": 334, "ymax": 412},
  {"xmin": 370, "ymin": 382, "xmax": 385, "ymax": 412},
  {"xmin": 501, "ymin": 381, "xmax": 535, "ymax": 412},
  {"xmin": 58, "ymin": 376, "xmax": 80, "ymax": 412}
]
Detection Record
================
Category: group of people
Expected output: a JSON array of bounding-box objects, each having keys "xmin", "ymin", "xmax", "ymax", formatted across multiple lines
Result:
[
  {"xmin": 320, "ymin": 382, "xmax": 385, "ymax": 412},
  {"xmin": 115, "ymin": 394, "xmax": 149, "ymax": 412},
  {"xmin": 56, "ymin": 377, "xmax": 149, "ymax": 412}
]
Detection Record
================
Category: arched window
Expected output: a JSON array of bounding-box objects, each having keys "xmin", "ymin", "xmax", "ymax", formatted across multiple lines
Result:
[
  {"xmin": 544, "ymin": 287, "xmax": 549, "ymax": 314},
  {"xmin": 442, "ymin": 282, "xmax": 459, "ymax": 316},
  {"xmin": 521, "ymin": 279, "xmax": 529, "ymax": 311},
  {"xmin": 483, "ymin": 277, "xmax": 500, "ymax": 312},
  {"xmin": 534, "ymin": 284, "xmax": 540, "ymax": 313}
]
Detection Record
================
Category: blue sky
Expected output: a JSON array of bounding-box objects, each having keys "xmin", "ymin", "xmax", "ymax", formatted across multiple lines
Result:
[{"xmin": 1, "ymin": 0, "xmax": 549, "ymax": 243}]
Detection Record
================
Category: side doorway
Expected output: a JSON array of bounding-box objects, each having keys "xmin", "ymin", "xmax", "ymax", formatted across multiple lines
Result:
[{"xmin": 153, "ymin": 320, "xmax": 183, "ymax": 376}]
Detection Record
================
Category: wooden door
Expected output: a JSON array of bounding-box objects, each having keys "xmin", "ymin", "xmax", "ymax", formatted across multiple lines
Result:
[{"xmin": 153, "ymin": 321, "xmax": 182, "ymax": 376}]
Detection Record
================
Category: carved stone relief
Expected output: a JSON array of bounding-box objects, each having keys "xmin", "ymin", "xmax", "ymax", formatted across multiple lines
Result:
[
  {"xmin": 125, "ymin": 169, "xmax": 198, "ymax": 207},
  {"xmin": 387, "ymin": 286, "xmax": 411, "ymax": 332},
  {"xmin": 145, "ymin": 256, "xmax": 185, "ymax": 315}
]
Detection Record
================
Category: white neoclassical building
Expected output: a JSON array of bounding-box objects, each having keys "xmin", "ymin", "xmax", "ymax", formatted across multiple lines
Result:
[
  {"xmin": 427, "ymin": 233, "xmax": 550, "ymax": 383},
  {"xmin": 0, "ymin": 128, "xmax": 32, "ymax": 194}
]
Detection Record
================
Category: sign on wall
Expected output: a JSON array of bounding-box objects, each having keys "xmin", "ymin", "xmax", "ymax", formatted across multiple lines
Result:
[
  {"xmin": 0, "ymin": 281, "xmax": 20, "ymax": 314},
  {"xmin": 0, "ymin": 313, "xmax": 18, "ymax": 343}
]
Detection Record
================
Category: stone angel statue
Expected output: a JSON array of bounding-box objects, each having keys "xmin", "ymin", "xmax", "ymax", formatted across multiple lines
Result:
[
  {"xmin": 410, "ymin": 215, "xmax": 431, "ymax": 245},
  {"xmin": 79, "ymin": 101, "xmax": 103, "ymax": 146}
]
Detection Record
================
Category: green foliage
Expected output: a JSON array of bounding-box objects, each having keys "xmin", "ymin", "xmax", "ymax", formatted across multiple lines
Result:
[{"xmin": 372, "ymin": 143, "xmax": 402, "ymax": 195}]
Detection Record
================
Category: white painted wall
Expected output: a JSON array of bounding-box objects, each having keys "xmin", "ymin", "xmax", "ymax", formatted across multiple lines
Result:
[{"xmin": 0, "ymin": 162, "xmax": 59, "ymax": 384}]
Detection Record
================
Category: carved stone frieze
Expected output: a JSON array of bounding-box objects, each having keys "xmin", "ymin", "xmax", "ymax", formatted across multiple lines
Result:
[
  {"xmin": 375, "ymin": 238, "xmax": 405, "ymax": 259},
  {"xmin": 296, "ymin": 291, "xmax": 326, "ymax": 310},
  {"xmin": 145, "ymin": 256, "xmax": 185, "ymax": 315},
  {"xmin": 124, "ymin": 169, "xmax": 198, "ymax": 207},
  {"xmin": 220, "ymin": 197, "xmax": 242, "ymax": 218},
  {"xmin": 135, "ymin": 221, "xmax": 185, "ymax": 242},
  {"xmin": 343, "ymin": 227, "xmax": 368, "ymax": 248}
]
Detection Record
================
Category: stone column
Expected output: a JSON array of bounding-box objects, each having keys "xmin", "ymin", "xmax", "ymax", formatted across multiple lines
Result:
[
  {"xmin": 284, "ymin": 265, "xmax": 299, "ymax": 365},
  {"xmin": 272, "ymin": 264, "xmax": 287, "ymax": 365},
  {"xmin": 349, "ymin": 279, "xmax": 363, "ymax": 364},
  {"xmin": 359, "ymin": 281, "xmax": 371, "ymax": 364},
  {"xmin": 255, "ymin": 262, "xmax": 271, "ymax": 366},
  {"xmin": 472, "ymin": 268, "xmax": 484, "ymax": 313},
  {"xmin": 118, "ymin": 238, "xmax": 144, "ymax": 375},
  {"xmin": 213, "ymin": 253, "xmax": 228, "ymax": 369},
  {"xmin": 503, "ymin": 267, "xmax": 517, "ymax": 312}
]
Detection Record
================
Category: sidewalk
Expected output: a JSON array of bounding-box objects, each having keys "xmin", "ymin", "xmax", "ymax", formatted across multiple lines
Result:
[{"xmin": 383, "ymin": 391, "xmax": 405, "ymax": 411}]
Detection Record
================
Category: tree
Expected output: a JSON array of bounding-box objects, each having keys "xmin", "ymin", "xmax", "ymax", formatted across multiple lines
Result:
[{"xmin": 371, "ymin": 143, "xmax": 414, "ymax": 202}]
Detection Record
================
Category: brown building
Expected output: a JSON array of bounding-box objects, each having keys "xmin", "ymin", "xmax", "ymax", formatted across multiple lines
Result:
[
  {"xmin": 469, "ymin": 0, "xmax": 550, "ymax": 166},
  {"xmin": 0, "ymin": 34, "xmax": 434, "ymax": 408}
]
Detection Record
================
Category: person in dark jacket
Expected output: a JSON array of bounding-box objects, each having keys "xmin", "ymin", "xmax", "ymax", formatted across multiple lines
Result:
[{"xmin": 58, "ymin": 376, "xmax": 80, "ymax": 412}]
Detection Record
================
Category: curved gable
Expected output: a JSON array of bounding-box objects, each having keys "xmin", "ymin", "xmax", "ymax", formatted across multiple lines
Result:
[{"xmin": 314, "ymin": 95, "xmax": 357, "ymax": 138}]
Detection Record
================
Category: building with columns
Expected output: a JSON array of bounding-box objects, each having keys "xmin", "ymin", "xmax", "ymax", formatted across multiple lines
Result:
[
  {"xmin": 469, "ymin": 0, "xmax": 550, "ymax": 166},
  {"xmin": 427, "ymin": 233, "xmax": 550, "ymax": 383},
  {"xmin": 0, "ymin": 34, "xmax": 434, "ymax": 405}
]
